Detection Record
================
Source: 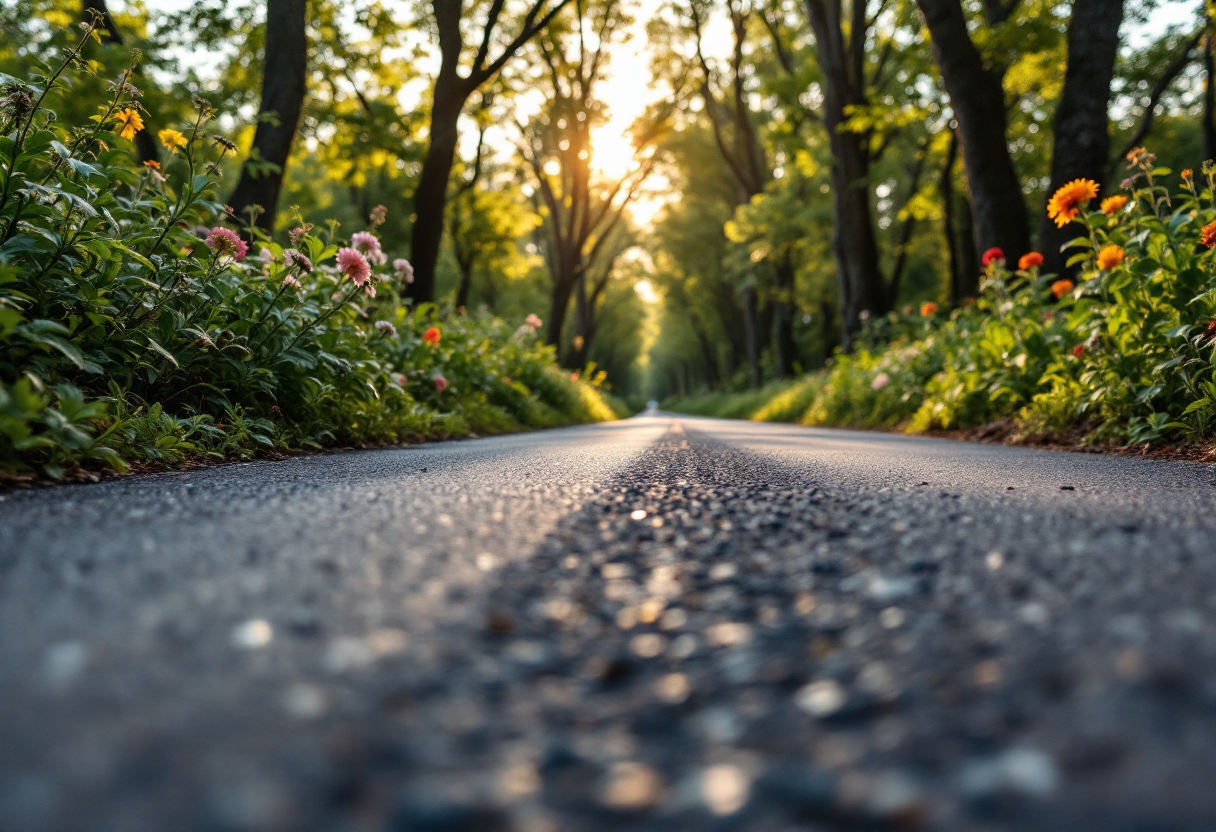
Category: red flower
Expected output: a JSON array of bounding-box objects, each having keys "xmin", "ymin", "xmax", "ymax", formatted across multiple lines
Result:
[
  {"xmin": 982, "ymin": 247, "xmax": 1005, "ymax": 266},
  {"xmin": 1072, "ymin": 344, "xmax": 1086, "ymax": 358},
  {"xmin": 1018, "ymin": 252, "xmax": 1044, "ymax": 270},
  {"xmin": 433, "ymin": 374, "xmax": 448, "ymax": 393},
  {"xmin": 422, "ymin": 327, "xmax": 441, "ymax": 345}
]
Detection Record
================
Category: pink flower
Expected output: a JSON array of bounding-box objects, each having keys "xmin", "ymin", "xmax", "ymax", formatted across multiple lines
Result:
[
  {"xmin": 433, "ymin": 374, "xmax": 448, "ymax": 393},
  {"xmin": 525, "ymin": 313, "xmax": 543, "ymax": 329},
  {"xmin": 284, "ymin": 249, "xmax": 312, "ymax": 272},
  {"xmin": 375, "ymin": 320, "xmax": 397, "ymax": 337},
  {"xmin": 282, "ymin": 274, "xmax": 302, "ymax": 289},
  {"xmin": 205, "ymin": 227, "xmax": 248, "ymax": 261},
  {"xmin": 393, "ymin": 259, "xmax": 414, "ymax": 282},
  {"xmin": 391, "ymin": 372, "xmax": 407, "ymax": 385},
  {"xmin": 364, "ymin": 282, "xmax": 377, "ymax": 298},
  {"xmin": 336, "ymin": 247, "xmax": 371, "ymax": 286},
  {"xmin": 351, "ymin": 231, "xmax": 381, "ymax": 255}
]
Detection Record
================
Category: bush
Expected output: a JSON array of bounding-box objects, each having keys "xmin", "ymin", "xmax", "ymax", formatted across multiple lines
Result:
[
  {"xmin": 0, "ymin": 34, "xmax": 613, "ymax": 479},
  {"xmin": 670, "ymin": 149, "xmax": 1216, "ymax": 447}
]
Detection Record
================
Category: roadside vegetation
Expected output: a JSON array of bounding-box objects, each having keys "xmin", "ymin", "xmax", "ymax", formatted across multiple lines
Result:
[
  {"xmin": 670, "ymin": 153, "xmax": 1216, "ymax": 448},
  {"xmin": 0, "ymin": 35, "xmax": 621, "ymax": 481}
]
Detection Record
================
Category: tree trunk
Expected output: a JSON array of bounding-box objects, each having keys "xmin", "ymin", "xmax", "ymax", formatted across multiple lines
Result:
[
  {"xmin": 804, "ymin": 0, "xmax": 887, "ymax": 351},
  {"xmin": 82, "ymin": 0, "xmax": 161, "ymax": 165},
  {"xmin": 408, "ymin": 78, "xmax": 468, "ymax": 303},
  {"xmin": 915, "ymin": 0, "xmax": 1031, "ymax": 264},
  {"xmin": 741, "ymin": 286, "xmax": 761, "ymax": 388},
  {"xmin": 1206, "ymin": 30, "xmax": 1216, "ymax": 161},
  {"xmin": 939, "ymin": 130, "xmax": 964, "ymax": 305},
  {"xmin": 455, "ymin": 256, "xmax": 474, "ymax": 310},
  {"xmin": 1038, "ymin": 0, "xmax": 1125, "ymax": 275},
  {"xmin": 772, "ymin": 255, "xmax": 798, "ymax": 376},
  {"xmin": 227, "ymin": 0, "xmax": 307, "ymax": 234},
  {"xmin": 957, "ymin": 190, "xmax": 980, "ymax": 297}
]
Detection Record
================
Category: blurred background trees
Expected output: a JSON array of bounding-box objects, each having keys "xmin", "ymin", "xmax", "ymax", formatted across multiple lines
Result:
[{"xmin": 4, "ymin": 0, "xmax": 1211, "ymax": 402}]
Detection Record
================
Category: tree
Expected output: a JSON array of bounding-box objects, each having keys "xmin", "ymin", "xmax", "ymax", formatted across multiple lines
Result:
[
  {"xmin": 518, "ymin": 0, "xmax": 658, "ymax": 361},
  {"xmin": 227, "ymin": 0, "xmax": 308, "ymax": 233},
  {"xmin": 914, "ymin": 0, "xmax": 1031, "ymax": 265},
  {"xmin": 408, "ymin": 0, "xmax": 575, "ymax": 304},
  {"xmin": 1038, "ymin": 0, "xmax": 1125, "ymax": 274}
]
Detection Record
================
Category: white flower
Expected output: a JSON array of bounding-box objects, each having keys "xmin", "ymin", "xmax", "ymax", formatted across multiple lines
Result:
[{"xmin": 871, "ymin": 372, "xmax": 890, "ymax": 390}]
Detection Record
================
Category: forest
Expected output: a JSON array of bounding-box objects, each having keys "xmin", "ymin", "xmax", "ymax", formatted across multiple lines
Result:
[{"xmin": 3, "ymin": 0, "xmax": 1216, "ymax": 476}]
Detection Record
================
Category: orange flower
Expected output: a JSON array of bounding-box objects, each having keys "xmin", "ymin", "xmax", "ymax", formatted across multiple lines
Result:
[
  {"xmin": 1202, "ymin": 221, "xmax": 1216, "ymax": 249},
  {"xmin": 1018, "ymin": 252, "xmax": 1044, "ymax": 270},
  {"xmin": 1096, "ymin": 244, "xmax": 1124, "ymax": 270},
  {"xmin": 920, "ymin": 302, "xmax": 938, "ymax": 317},
  {"xmin": 1100, "ymin": 195, "xmax": 1127, "ymax": 216},
  {"xmin": 1183, "ymin": 169, "xmax": 1194, "ymax": 180},
  {"xmin": 1051, "ymin": 279, "xmax": 1074, "ymax": 298},
  {"xmin": 422, "ymin": 326, "xmax": 441, "ymax": 345},
  {"xmin": 1047, "ymin": 179, "xmax": 1099, "ymax": 228},
  {"xmin": 143, "ymin": 160, "xmax": 161, "ymax": 170}
]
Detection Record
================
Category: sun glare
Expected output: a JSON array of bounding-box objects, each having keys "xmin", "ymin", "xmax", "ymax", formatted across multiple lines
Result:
[
  {"xmin": 591, "ymin": 124, "xmax": 638, "ymax": 179},
  {"xmin": 634, "ymin": 279, "xmax": 660, "ymax": 304}
]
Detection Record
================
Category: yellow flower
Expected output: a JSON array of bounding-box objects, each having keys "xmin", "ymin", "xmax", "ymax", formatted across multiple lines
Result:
[
  {"xmin": 111, "ymin": 108, "xmax": 144, "ymax": 141},
  {"xmin": 158, "ymin": 128, "xmax": 187, "ymax": 153},
  {"xmin": 1096, "ymin": 244, "xmax": 1124, "ymax": 270},
  {"xmin": 1099, "ymin": 195, "xmax": 1128, "ymax": 216},
  {"xmin": 1047, "ymin": 179, "xmax": 1099, "ymax": 228}
]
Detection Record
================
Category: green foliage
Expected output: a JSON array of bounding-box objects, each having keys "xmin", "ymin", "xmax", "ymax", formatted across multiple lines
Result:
[
  {"xmin": 668, "ymin": 155, "xmax": 1216, "ymax": 447},
  {"xmin": 0, "ymin": 45, "xmax": 613, "ymax": 480}
]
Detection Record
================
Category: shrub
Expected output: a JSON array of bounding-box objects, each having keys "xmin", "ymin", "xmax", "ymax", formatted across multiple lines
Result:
[{"xmin": 0, "ymin": 32, "xmax": 611, "ymax": 479}]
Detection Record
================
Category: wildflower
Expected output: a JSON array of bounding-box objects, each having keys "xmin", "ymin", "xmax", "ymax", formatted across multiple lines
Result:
[
  {"xmin": 158, "ymin": 128, "xmax": 187, "ymax": 153},
  {"xmin": 525, "ymin": 313, "xmax": 543, "ymax": 329},
  {"xmin": 423, "ymin": 326, "xmax": 441, "ymax": 345},
  {"xmin": 1018, "ymin": 252, "xmax": 1044, "ymax": 270},
  {"xmin": 205, "ymin": 226, "xmax": 248, "ymax": 261},
  {"xmin": 1100, "ymin": 195, "xmax": 1128, "ymax": 215},
  {"xmin": 1202, "ymin": 221, "xmax": 1216, "ymax": 249},
  {"xmin": 212, "ymin": 135, "xmax": 238, "ymax": 152},
  {"xmin": 920, "ymin": 302, "xmax": 938, "ymax": 317},
  {"xmin": 433, "ymin": 374, "xmax": 448, "ymax": 393},
  {"xmin": 363, "ymin": 281, "xmax": 377, "ymax": 298},
  {"xmin": 284, "ymin": 249, "xmax": 312, "ymax": 272},
  {"xmin": 1096, "ymin": 244, "xmax": 1125, "ymax": 270},
  {"xmin": 282, "ymin": 274, "xmax": 302, "ymax": 289},
  {"xmin": 1125, "ymin": 147, "xmax": 1155, "ymax": 168},
  {"xmin": 570, "ymin": 371, "xmax": 580, "ymax": 382},
  {"xmin": 1183, "ymin": 169, "xmax": 1194, "ymax": 181},
  {"xmin": 1206, "ymin": 320, "xmax": 1216, "ymax": 342},
  {"xmin": 336, "ymin": 248, "xmax": 371, "ymax": 286},
  {"xmin": 981, "ymin": 247, "xmax": 1005, "ymax": 266},
  {"xmin": 1072, "ymin": 344, "xmax": 1086, "ymax": 358},
  {"xmin": 351, "ymin": 231, "xmax": 381, "ymax": 255},
  {"xmin": 369, "ymin": 204, "xmax": 387, "ymax": 225},
  {"xmin": 1047, "ymin": 179, "xmax": 1099, "ymax": 228},
  {"xmin": 143, "ymin": 160, "xmax": 160, "ymax": 170},
  {"xmin": 289, "ymin": 225, "xmax": 313, "ymax": 245},
  {"xmin": 391, "ymin": 373, "xmax": 407, "ymax": 385},
  {"xmin": 258, "ymin": 246, "xmax": 275, "ymax": 265},
  {"xmin": 871, "ymin": 372, "xmax": 890, "ymax": 391},
  {"xmin": 375, "ymin": 320, "xmax": 398, "ymax": 337},
  {"xmin": 1051, "ymin": 279, "xmax": 1074, "ymax": 298},
  {"xmin": 111, "ymin": 108, "xmax": 144, "ymax": 140}
]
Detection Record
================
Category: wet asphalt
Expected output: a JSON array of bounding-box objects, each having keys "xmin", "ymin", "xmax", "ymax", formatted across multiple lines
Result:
[{"xmin": 3, "ymin": 414, "xmax": 1216, "ymax": 832}]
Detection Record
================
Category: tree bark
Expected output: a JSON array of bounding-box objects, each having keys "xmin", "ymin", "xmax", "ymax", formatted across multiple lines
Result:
[
  {"xmin": 957, "ymin": 189, "xmax": 979, "ymax": 296},
  {"xmin": 227, "ymin": 0, "xmax": 307, "ymax": 234},
  {"xmin": 1038, "ymin": 0, "xmax": 1125, "ymax": 275},
  {"xmin": 1205, "ymin": 29, "xmax": 1216, "ymax": 161},
  {"xmin": 915, "ymin": 0, "xmax": 1031, "ymax": 264},
  {"xmin": 772, "ymin": 255, "xmax": 798, "ymax": 376},
  {"xmin": 409, "ymin": 78, "xmax": 467, "ymax": 305},
  {"xmin": 804, "ymin": 0, "xmax": 887, "ymax": 351},
  {"xmin": 741, "ymin": 286, "xmax": 761, "ymax": 388}
]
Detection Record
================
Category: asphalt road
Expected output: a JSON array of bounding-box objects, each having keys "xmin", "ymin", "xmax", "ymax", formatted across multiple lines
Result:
[{"xmin": 4, "ymin": 414, "xmax": 1216, "ymax": 832}]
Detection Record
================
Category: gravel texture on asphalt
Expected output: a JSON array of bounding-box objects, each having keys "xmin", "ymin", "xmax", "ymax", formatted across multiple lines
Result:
[{"xmin": 4, "ymin": 415, "xmax": 1216, "ymax": 832}]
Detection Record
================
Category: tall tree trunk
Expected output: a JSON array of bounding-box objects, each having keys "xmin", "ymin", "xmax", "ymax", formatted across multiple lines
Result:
[
  {"xmin": 409, "ymin": 80, "xmax": 467, "ymax": 304},
  {"xmin": 1038, "ymin": 0, "xmax": 1125, "ymax": 275},
  {"xmin": 1206, "ymin": 28, "xmax": 1216, "ymax": 160},
  {"xmin": 227, "ymin": 0, "xmax": 307, "ymax": 234},
  {"xmin": 455, "ymin": 256, "xmax": 474, "ymax": 309},
  {"xmin": 804, "ymin": 0, "xmax": 887, "ymax": 351},
  {"xmin": 82, "ymin": 0, "xmax": 160, "ymax": 165},
  {"xmin": 772, "ymin": 255, "xmax": 798, "ymax": 376},
  {"xmin": 940, "ymin": 130, "xmax": 964, "ymax": 305},
  {"xmin": 741, "ymin": 286, "xmax": 761, "ymax": 388},
  {"xmin": 915, "ymin": 0, "xmax": 1031, "ymax": 263},
  {"xmin": 957, "ymin": 190, "xmax": 980, "ymax": 296}
]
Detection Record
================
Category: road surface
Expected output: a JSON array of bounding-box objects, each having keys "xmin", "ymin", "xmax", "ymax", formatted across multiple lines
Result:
[{"xmin": 4, "ymin": 414, "xmax": 1216, "ymax": 831}]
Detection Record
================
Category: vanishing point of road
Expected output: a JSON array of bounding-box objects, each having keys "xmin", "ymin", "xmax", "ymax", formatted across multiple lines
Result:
[{"xmin": 4, "ymin": 414, "xmax": 1216, "ymax": 831}]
